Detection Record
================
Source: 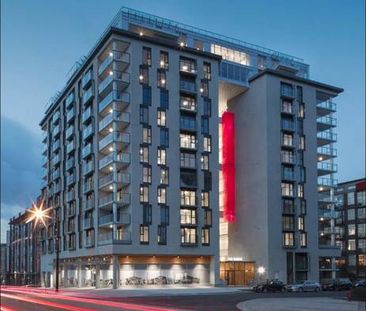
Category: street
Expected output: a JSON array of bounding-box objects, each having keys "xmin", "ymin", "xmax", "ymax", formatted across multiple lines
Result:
[{"xmin": 0, "ymin": 286, "xmax": 350, "ymax": 311}]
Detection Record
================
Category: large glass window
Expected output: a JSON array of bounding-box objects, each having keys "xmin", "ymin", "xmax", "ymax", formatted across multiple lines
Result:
[
  {"xmin": 160, "ymin": 168, "xmax": 169, "ymax": 185},
  {"xmin": 281, "ymin": 100, "xmax": 293, "ymax": 114},
  {"xmin": 348, "ymin": 224, "xmax": 356, "ymax": 236},
  {"xmin": 201, "ymin": 155, "xmax": 209, "ymax": 170},
  {"xmin": 181, "ymin": 228, "xmax": 197, "ymax": 244},
  {"xmin": 159, "ymin": 51, "xmax": 169, "ymax": 70},
  {"xmin": 211, "ymin": 44, "xmax": 249, "ymax": 65},
  {"xmin": 202, "ymin": 228, "xmax": 210, "ymax": 245},
  {"xmin": 348, "ymin": 209, "xmax": 355, "ymax": 221},
  {"xmin": 179, "ymin": 57, "xmax": 196, "ymax": 73},
  {"xmin": 204, "ymin": 209, "xmax": 212, "ymax": 226},
  {"xmin": 180, "ymin": 115, "xmax": 196, "ymax": 131},
  {"xmin": 181, "ymin": 190, "xmax": 196, "ymax": 206},
  {"xmin": 140, "ymin": 186, "xmax": 149, "ymax": 203},
  {"xmin": 160, "ymin": 206, "xmax": 169, "ymax": 225},
  {"xmin": 160, "ymin": 89, "xmax": 169, "ymax": 109},
  {"xmin": 140, "ymin": 225, "xmax": 149, "ymax": 244},
  {"xmin": 180, "ymin": 95, "xmax": 196, "ymax": 112},
  {"xmin": 201, "ymin": 117, "xmax": 209, "ymax": 134},
  {"xmin": 180, "ymin": 133, "xmax": 196, "ymax": 149},
  {"xmin": 142, "ymin": 47, "xmax": 152, "ymax": 66},
  {"xmin": 348, "ymin": 192, "xmax": 355, "ymax": 205},
  {"xmin": 300, "ymin": 232, "xmax": 307, "ymax": 247},
  {"xmin": 157, "ymin": 70, "xmax": 166, "ymax": 88},
  {"xmin": 139, "ymin": 146, "xmax": 149, "ymax": 163},
  {"xmin": 358, "ymin": 239, "xmax": 366, "ymax": 252},
  {"xmin": 203, "ymin": 136, "xmax": 211, "ymax": 152},
  {"xmin": 358, "ymin": 223, "xmax": 366, "ymax": 238},
  {"xmin": 157, "ymin": 148, "xmax": 166, "ymax": 165},
  {"xmin": 158, "ymin": 225, "xmax": 167, "ymax": 245},
  {"xmin": 180, "ymin": 152, "xmax": 196, "ymax": 169},
  {"xmin": 160, "ymin": 128, "xmax": 169, "ymax": 147},
  {"xmin": 348, "ymin": 239, "xmax": 356, "ymax": 251},
  {"xmin": 142, "ymin": 86, "xmax": 151, "ymax": 106},
  {"xmin": 140, "ymin": 106, "xmax": 149, "ymax": 124},
  {"xmin": 142, "ymin": 126, "xmax": 151, "ymax": 144},
  {"xmin": 281, "ymin": 182, "xmax": 294, "ymax": 197},
  {"xmin": 203, "ymin": 62, "xmax": 211, "ymax": 80},
  {"xmin": 181, "ymin": 170, "xmax": 197, "ymax": 188},
  {"xmin": 357, "ymin": 191, "xmax": 366, "ymax": 206},
  {"xmin": 139, "ymin": 66, "xmax": 149, "ymax": 84},
  {"xmin": 281, "ymin": 150, "xmax": 294, "ymax": 164},
  {"xmin": 143, "ymin": 205, "xmax": 152, "ymax": 224},
  {"xmin": 282, "ymin": 133, "xmax": 294, "ymax": 147},
  {"xmin": 157, "ymin": 110, "xmax": 166, "ymax": 126},
  {"xmin": 282, "ymin": 216, "xmax": 294, "ymax": 231},
  {"xmin": 157, "ymin": 187, "xmax": 166, "ymax": 204},
  {"xmin": 283, "ymin": 232, "xmax": 294, "ymax": 247},
  {"xmin": 180, "ymin": 209, "xmax": 197, "ymax": 225},
  {"xmin": 201, "ymin": 192, "xmax": 209, "ymax": 208},
  {"xmin": 142, "ymin": 166, "xmax": 151, "ymax": 183}
]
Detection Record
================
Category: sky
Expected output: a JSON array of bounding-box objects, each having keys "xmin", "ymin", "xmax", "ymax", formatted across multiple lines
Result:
[{"xmin": 1, "ymin": 0, "xmax": 365, "ymax": 242}]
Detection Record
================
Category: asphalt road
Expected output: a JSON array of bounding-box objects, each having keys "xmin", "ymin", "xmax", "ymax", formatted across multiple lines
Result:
[{"xmin": 0, "ymin": 286, "xmax": 348, "ymax": 311}]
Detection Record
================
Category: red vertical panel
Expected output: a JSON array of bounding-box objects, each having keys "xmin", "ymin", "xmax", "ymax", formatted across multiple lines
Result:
[{"xmin": 222, "ymin": 111, "xmax": 236, "ymax": 222}]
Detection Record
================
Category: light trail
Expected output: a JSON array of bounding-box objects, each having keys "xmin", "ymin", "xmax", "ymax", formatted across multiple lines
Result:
[{"xmin": 0, "ymin": 306, "xmax": 19, "ymax": 311}]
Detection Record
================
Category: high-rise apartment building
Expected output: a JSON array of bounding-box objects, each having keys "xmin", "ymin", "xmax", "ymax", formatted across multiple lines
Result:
[
  {"xmin": 334, "ymin": 179, "xmax": 366, "ymax": 280},
  {"xmin": 39, "ymin": 7, "xmax": 343, "ymax": 287}
]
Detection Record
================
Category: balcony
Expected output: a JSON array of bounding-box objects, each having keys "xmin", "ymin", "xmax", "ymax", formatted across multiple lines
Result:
[
  {"xmin": 180, "ymin": 97, "xmax": 196, "ymax": 112},
  {"xmin": 180, "ymin": 118, "xmax": 197, "ymax": 132},
  {"xmin": 51, "ymin": 154, "xmax": 61, "ymax": 166},
  {"xmin": 65, "ymin": 125, "xmax": 74, "ymax": 140},
  {"xmin": 66, "ymin": 174, "xmax": 76, "ymax": 186},
  {"xmin": 98, "ymin": 192, "xmax": 130, "ymax": 207},
  {"xmin": 180, "ymin": 80, "xmax": 196, "ymax": 93},
  {"xmin": 83, "ymin": 200, "xmax": 94, "ymax": 212},
  {"xmin": 85, "ymin": 236, "xmax": 95, "ymax": 248},
  {"xmin": 65, "ymin": 92, "xmax": 75, "ymax": 108},
  {"xmin": 116, "ymin": 212, "xmax": 130, "ymax": 225},
  {"xmin": 98, "ymin": 51, "xmax": 130, "ymax": 76},
  {"xmin": 52, "ymin": 140, "xmax": 61, "ymax": 153},
  {"xmin": 317, "ymin": 100, "xmax": 336, "ymax": 116},
  {"xmin": 83, "ymin": 161, "xmax": 94, "ymax": 175},
  {"xmin": 318, "ymin": 177, "xmax": 338, "ymax": 190},
  {"xmin": 281, "ymin": 138, "xmax": 295, "ymax": 149},
  {"xmin": 98, "ymin": 132, "xmax": 130, "ymax": 151},
  {"xmin": 281, "ymin": 153, "xmax": 295, "ymax": 165},
  {"xmin": 179, "ymin": 59, "xmax": 197, "ymax": 75},
  {"xmin": 82, "ymin": 87, "xmax": 94, "ymax": 105},
  {"xmin": 66, "ymin": 191, "xmax": 75, "ymax": 202},
  {"xmin": 99, "ymin": 173, "xmax": 114, "ymax": 188},
  {"xmin": 99, "ymin": 152, "xmax": 130, "ymax": 170},
  {"xmin": 319, "ymin": 209, "xmax": 340, "ymax": 219},
  {"xmin": 42, "ymin": 144, "xmax": 48, "ymax": 155},
  {"xmin": 66, "ymin": 140, "xmax": 75, "ymax": 154},
  {"xmin": 52, "ymin": 124, "xmax": 61, "ymax": 137},
  {"xmin": 98, "ymin": 71, "xmax": 130, "ymax": 95},
  {"xmin": 66, "ymin": 158, "xmax": 75, "ymax": 171},
  {"xmin": 317, "ymin": 162, "xmax": 338, "ymax": 176},
  {"xmin": 317, "ymin": 131, "xmax": 337, "ymax": 146},
  {"xmin": 282, "ymin": 171, "xmax": 296, "ymax": 181},
  {"xmin": 99, "ymin": 214, "xmax": 113, "ymax": 226},
  {"xmin": 99, "ymin": 111, "xmax": 130, "ymax": 133},
  {"xmin": 317, "ymin": 116, "xmax": 336, "ymax": 131},
  {"xmin": 281, "ymin": 120, "xmax": 295, "ymax": 132},
  {"xmin": 280, "ymin": 86, "xmax": 295, "ymax": 99},
  {"xmin": 66, "ymin": 108, "xmax": 75, "ymax": 123},
  {"xmin": 98, "ymin": 230, "xmax": 131, "ymax": 245},
  {"xmin": 52, "ymin": 169, "xmax": 60, "ymax": 180},
  {"xmin": 82, "ymin": 124, "xmax": 94, "ymax": 140},
  {"xmin": 82, "ymin": 107, "xmax": 92, "ymax": 124},
  {"xmin": 82, "ymin": 143, "xmax": 93, "ymax": 159},
  {"xmin": 52, "ymin": 111, "xmax": 61, "ymax": 124},
  {"xmin": 82, "ymin": 70, "xmax": 93, "ymax": 89},
  {"xmin": 83, "ymin": 182, "xmax": 94, "ymax": 193},
  {"xmin": 317, "ymin": 146, "xmax": 337, "ymax": 161},
  {"xmin": 84, "ymin": 217, "xmax": 94, "ymax": 229},
  {"xmin": 98, "ymin": 90, "xmax": 130, "ymax": 113}
]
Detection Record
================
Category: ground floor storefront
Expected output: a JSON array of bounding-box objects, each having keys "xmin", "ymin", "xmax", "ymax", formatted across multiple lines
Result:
[
  {"xmin": 220, "ymin": 261, "xmax": 255, "ymax": 286},
  {"xmin": 42, "ymin": 255, "xmax": 213, "ymax": 288}
]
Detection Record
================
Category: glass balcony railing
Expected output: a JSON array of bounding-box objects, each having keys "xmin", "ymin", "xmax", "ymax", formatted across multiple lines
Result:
[
  {"xmin": 52, "ymin": 111, "xmax": 60, "ymax": 124},
  {"xmin": 317, "ymin": 162, "xmax": 338, "ymax": 172},
  {"xmin": 117, "ymin": 172, "xmax": 130, "ymax": 184},
  {"xmin": 81, "ymin": 70, "xmax": 93, "ymax": 89},
  {"xmin": 98, "ymin": 71, "xmax": 130, "ymax": 94},
  {"xmin": 66, "ymin": 141, "xmax": 75, "ymax": 154},
  {"xmin": 116, "ymin": 213, "xmax": 130, "ymax": 224},
  {"xmin": 82, "ymin": 124, "xmax": 94, "ymax": 140},
  {"xmin": 83, "ymin": 182, "xmax": 94, "ymax": 193},
  {"xmin": 82, "ymin": 143, "xmax": 93, "ymax": 159},
  {"xmin": 52, "ymin": 140, "xmax": 60, "ymax": 152},
  {"xmin": 66, "ymin": 174, "xmax": 76, "ymax": 186},
  {"xmin": 317, "ymin": 131, "xmax": 337, "ymax": 142},
  {"xmin": 281, "ymin": 121, "xmax": 296, "ymax": 132},
  {"xmin": 98, "ymin": 132, "xmax": 130, "ymax": 150},
  {"xmin": 317, "ymin": 116, "xmax": 336, "ymax": 127},
  {"xmin": 98, "ymin": 51, "xmax": 130, "ymax": 76},
  {"xmin": 66, "ymin": 158, "xmax": 75, "ymax": 170},
  {"xmin": 66, "ymin": 108, "xmax": 75, "ymax": 123},
  {"xmin": 65, "ymin": 92, "xmax": 75, "ymax": 108},
  {"xmin": 83, "ymin": 200, "xmax": 94, "ymax": 211},
  {"xmin": 318, "ymin": 177, "xmax": 338, "ymax": 187},
  {"xmin": 180, "ymin": 59, "xmax": 197, "ymax": 74},
  {"xmin": 65, "ymin": 125, "xmax": 74, "ymax": 139},
  {"xmin": 51, "ymin": 154, "xmax": 61, "ymax": 166},
  {"xmin": 180, "ymin": 80, "xmax": 196, "ymax": 93},
  {"xmin": 98, "ymin": 91, "xmax": 130, "ymax": 113},
  {"xmin": 99, "ymin": 152, "xmax": 130, "ymax": 169},
  {"xmin": 52, "ymin": 124, "xmax": 61, "ymax": 137},
  {"xmin": 84, "ymin": 217, "xmax": 94, "ymax": 228},
  {"xmin": 82, "ymin": 87, "xmax": 94, "ymax": 105},
  {"xmin": 82, "ymin": 107, "xmax": 92, "ymax": 123},
  {"xmin": 83, "ymin": 161, "xmax": 94, "ymax": 175},
  {"xmin": 99, "ymin": 111, "xmax": 130, "ymax": 131},
  {"xmin": 317, "ymin": 100, "xmax": 336, "ymax": 112},
  {"xmin": 99, "ymin": 173, "xmax": 114, "ymax": 187},
  {"xmin": 99, "ymin": 214, "xmax": 113, "ymax": 225},
  {"xmin": 317, "ymin": 146, "xmax": 337, "ymax": 157}
]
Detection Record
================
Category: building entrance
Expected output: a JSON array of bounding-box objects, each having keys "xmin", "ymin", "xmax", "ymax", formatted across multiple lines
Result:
[{"xmin": 220, "ymin": 261, "xmax": 255, "ymax": 286}]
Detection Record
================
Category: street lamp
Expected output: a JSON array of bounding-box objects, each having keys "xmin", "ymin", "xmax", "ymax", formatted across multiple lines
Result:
[{"xmin": 257, "ymin": 266, "xmax": 266, "ymax": 282}]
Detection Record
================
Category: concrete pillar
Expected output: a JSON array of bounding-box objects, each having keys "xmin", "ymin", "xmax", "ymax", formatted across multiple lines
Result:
[
  {"xmin": 331, "ymin": 257, "xmax": 337, "ymax": 280},
  {"xmin": 77, "ymin": 263, "xmax": 82, "ymax": 288},
  {"xmin": 210, "ymin": 255, "xmax": 220, "ymax": 286},
  {"xmin": 64, "ymin": 265, "xmax": 68, "ymax": 287},
  {"xmin": 95, "ymin": 264, "xmax": 100, "ymax": 288},
  {"xmin": 112, "ymin": 255, "xmax": 119, "ymax": 289}
]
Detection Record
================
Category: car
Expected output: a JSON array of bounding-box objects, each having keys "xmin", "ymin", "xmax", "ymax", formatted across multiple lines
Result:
[
  {"xmin": 354, "ymin": 279, "xmax": 366, "ymax": 287},
  {"xmin": 252, "ymin": 279, "xmax": 286, "ymax": 293},
  {"xmin": 322, "ymin": 278, "xmax": 353, "ymax": 291},
  {"xmin": 287, "ymin": 280, "xmax": 321, "ymax": 292}
]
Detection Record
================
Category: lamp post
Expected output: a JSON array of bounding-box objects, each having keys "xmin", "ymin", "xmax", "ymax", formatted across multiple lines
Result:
[{"xmin": 257, "ymin": 266, "xmax": 266, "ymax": 282}]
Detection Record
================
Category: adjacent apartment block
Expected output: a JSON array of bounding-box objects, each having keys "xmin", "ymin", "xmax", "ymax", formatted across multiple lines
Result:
[
  {"xmin": 334, "ymin": 178, "xmax": 366, "ymax": 280},
  {"xmin": 39, "ymin": 7, "xmax": 343, "ymax": 287},
  {"xmin": 6, "ymin": 209, "xmax": 41, "ymax": 285}
]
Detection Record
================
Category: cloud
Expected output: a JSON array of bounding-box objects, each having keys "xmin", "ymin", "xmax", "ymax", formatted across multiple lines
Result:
[{"xmin": 1, "ymin": 115, "xmax": 42, "ymax": 242}]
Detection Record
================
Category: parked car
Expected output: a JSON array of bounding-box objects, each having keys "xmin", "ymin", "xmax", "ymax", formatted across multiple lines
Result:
[
  {"xmin": 322, "ymin": 278, "xmax": 352, "ymax": 291},
  {"xmin": 287, "ymin": 280, "xmax": 321, "ymax": 292},
  {"xmin": 354, "ymin": 279, "xmax": 366, "ymax": 287},
  {"xmin": 253, "ymin": 279, "xmax": 286, "ymax": 293}
]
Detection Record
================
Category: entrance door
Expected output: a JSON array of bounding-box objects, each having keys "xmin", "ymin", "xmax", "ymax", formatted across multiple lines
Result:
[{"xmin": 225, "ymin": 270, "xmax": 235, "ymax": 286}]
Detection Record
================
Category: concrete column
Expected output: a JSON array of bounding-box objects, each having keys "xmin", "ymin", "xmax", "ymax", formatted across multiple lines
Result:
[
  {"xmin": 210, "ymin": 255, "xmax": 220, "ymax": 286},
  {"xmin": 95, "ymin": 264, "xmax": 100, "ymax": 288},
  {"xmin": 331, "ymin": 257, "xmax": 337, "ymax": 280},
  {"xmin": 77, "ymin": 263, "xmax": 82, "ymax": 288},
  {"xmin": 63, "ymin": 265, "xmax": 68, "ymax": 288},
  {"xmin": 112, "ymin": 255, "xmax": 119, "ymax": 289}
]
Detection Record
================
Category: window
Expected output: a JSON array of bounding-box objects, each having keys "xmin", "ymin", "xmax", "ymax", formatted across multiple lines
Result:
[
  {"xmin": 299, "ymin": 166, "xmax": 306, "ymax": 183},
  {"xmin": 347, "ymin": 192, "xmax": 355, "ymax": 205},
  {"xmin": 142, "ymin": 126, "xmax": 151, "ymax": 144},
  {"xmin": 160, "ymin": 168, "xmax": 169, "ymax": 185},
  {"xmin": 143, "ymin": 205, "xmax": 152, "ymax": 224},
  {"xmin": 180, "ymin": 152, "xmax": 196, "ymax": 169},
  {"xmin": 357, "ymin": 191, "xmax": 366, "ymax": 206},
  {"xmin": 211, "ymin": 44, "xmax": 249, "ymax": 65},
  {"xmin": 281, "ymin": 182, "xmax": 294, "ymax": 197},
  {"xmin": 160, "ymin": 128, "xmax": 169, "ymax": 147},
  {"xmin": 359, "ymin": 254, "xmax": 366, "ymax": 268},
  {"xmin": 200, "ymin": 80, "xmax": 209, "ymax": 97},
  {"xmin": 181, "ymin": 228, "xmax": 197, "ymax": 244},
  {"xmin": 180, "ymin": 96, "xmax": 196, "ymax": 112},
  {"xmin": 296, "ymin": 86, "xmax": 303, "ymax": 103},
  {"xmin": 160, "ymin": 206, "xmax": 169, "ymax": 225},
  {"xmin": 358, "ymin": 208, "xmax": 366, "ymax": 220},
  {"xmin": 180, "ymin": 57, "xmax": 196, "ymax": 73},
  {"xmin": 299, "ymin": 136, "xmax": 306, "ymax": 150},
  {"xmin": 143, "ymin": 166, "xmax": 151, "ymax": 183},
  {"xmin": 298, "ymin": 184, "xmax": 304, "ymax": 198},
  {"xmin": 283, "ymin": 232, "xmax": 294, "ymax": 247},
  {"xmin": 348, "ymin": 239, "xmax": 356, "ymax": 251},
  {"xmin": 157, "ymin": 70, "xmax": 166, "ymax": 88},
  {"xmin": 282, "ymin": 165, "xmax": 294, "ymax": 180},
  {"xmin": 201, "ymin": 192, "xmax": 209, "ymax": 208},
  {"xmin": 203, "ymin": 99, "xmax": 211, "ymax": 117},
  {"xmin": 348, "ymin": 254, "xmax": 356, "ymax": 266},
  {"xmin": 204, "ymin": 171, "xmax": 212, "ymax": 191},
  {"xmin": 157, "ymin": 187, "xmax": 166, "ymax": 204},
  {"xmin": 281, "ymin": 100, "xmax": 293, "ymax": 114},
  {"xmin": 157, "ymin": 110, "xmax": 166, "ymax": 126},
  {"xmin": 203, "ymin": 136, "xmax": 211, "ymax": 152},
  {"xmin": 142, "ymin": 47, "xmax": 152, "ymax": 66},
  {"xmin": 140, "ymin": 106, "xmax": 149, "ymax": 124},
  {"xmin": 140, "ymin": 146, "xmax": 149, "ymax": 163},
  {"xmin": 180, "ymin": 77, "xmax": 196, "ymax": 92},
  {"xmin": 201, "ymin": 155, "xmax": 209, "ymax": 170},
  {"xmin": 281, "ymin": 150, "xmax": 294, "ymax": 164},
  {"xmin": 282, "ymin": 216, "xmax": 294, "ymax": 231},
  {"xmin": 180, "ymin": 209, "xmax": 197, "ymax": 225},
  {"xmin": 348, "ymin": 209, "xmax": 355, "ymax": 221},
  {"xmin": 140, "ymin": 225, "xmax": 149, "ymax": 244},
  {"xmin": 181, "ymin": 190, "xmax": 196, "ymax": 206},
  {"xmin": 181, "ymin": 170, "xmax": 197, "ymax": 188},
  {"xmin": 159, "ymin": 51, "xmax": 169, "ymax": 70},
  {"xmin": 157, "ymin": 148, "xmax": 166, "ymax": 165},
  {"xmin": 348, "ymin": 224, "xmax": 356, "ymax": 236},
  {"xmin": 180, "ymin": 133, "xmax": 196, "ymax": 149},
  {"xmin": 139, "ymin": 66, "xmax": 149, "ymax": 84},
  {"xmin": 358, "ymin": 239, "xmax": 366, "ymax": 252},
  {"xmin": 180, "ymin": 114, "xmax": 197, "ymax": 132},
  {"xmin": 298, "ymin": 151, "xmax": 304, "ymax": 166},
  {"xmin": 204, "ymin": 209, "xmax": 212, "ymax": 226},
  {"xmin": 300, "ymin": 232, "xmax": 307, "ymax": 247},
  {"xmin": 358, "ymin": 223, "xmax": 366, "ymax": 237},
  {"xmin": 298, "ymin": 216, "xmax": 305, "ymax": 231},
  {"xmin": 142, "ymin": 86, "xmax": 151, "ymax": 106},
  {"xmin": 202, "ymin": 228, "xmax": 210, "ymax": 245},
  {"xmin": 280, "ymin": 82, "xmax": 294, "ymax": 97},
  {"xmin": 158, "ymin": 225, "xmax": 167, "ymax": 245},
  {"xmin": 203, "ymin": 62, "xmax": 211, "ymax": 80},
  {"xmin": 201, "ymin": 117, "xmax": 209, "ymax": 134},
  {"xmin": 160, "ymin": 89, "xmax": 169, "ymax": 109},
  {"xmin": 140, "ymin": 186, "xmax": 149, "ymax": 203},
  {"xmin": 300, "ymin": 200, "xmax": 307, "ymax": 215},
  {"xmin": 283, "ymin": 199, "xmax": 295, "ymax": 214},
  {"xmin": 282, "ymin": 133, "xmax": 293, "ymax": 147}
]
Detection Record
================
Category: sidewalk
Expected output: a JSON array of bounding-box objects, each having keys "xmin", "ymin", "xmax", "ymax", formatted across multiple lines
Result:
[
  {"xmin": 237, "ymin": 297, "xmax": 365, "ymax": 311},
  {"xmin": 61, "ymin": 285, "xmax": 243, "ymax": 298}
]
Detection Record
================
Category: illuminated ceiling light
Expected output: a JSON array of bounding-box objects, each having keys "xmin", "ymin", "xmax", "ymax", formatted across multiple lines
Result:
[
  {"xmin": 320, "ymin": 217, "xmax": 324, "ymax": 221},
  {"xmin": 109, "ymin": 185, "xmax": 113, "ymax": 190},
  {"xmin": 139, "ymin": 32, "xmax": 144, "ymax": 36},
  {"xmin": 109, "ymin": 128, "xmax": 113, "ymax": 133},
  {"xmin": 200, "ymin": 88, "xmax": 204, "ymax": 93},
  {"xmin": 109, "ymin": 147, "xmax": 114, "ymax": 152},
  {"xmin": 109, "ymin": 224, "xmax": 113, "ymax": 228},
  {"xmin": 179, "ymin": 42, "xmax": 185, "ymax": 47},
  {"xmin": 182, "ymin": 65, "xmax": 188, "ymax": 71},
  {"xmin": 319, "ymin": 156, "xmax": 323, "ymax": 161},
  {"xmin": 161, "ymin": 79, "xmax": 166, "ymax": 84},
  {"xmin": 139, "ymin": 75, "xmax": 144, "ymax": 81},
  {"xmin": 160, "ymin": 60, "xmax": 165, "ymax": 67},
  {"xmin": 109, "ymin": 71, "xmax": 113, "ymax": 76},
  {"xmin": 109, "ymin": 52, "xmax": 113, "ymax": 57},
  {"xmin": 257, "ymin": 266, "xmax": 265, "ymax": 274},
  {"xmin": 109, "ymin": 166, "xmax": 113, "ymax": 171},
  {"xmin": 183, "ymin": 100, "xmax": 188, "ymax": 106},
  {"xmin": 109, "ymin": 108, "xmax": 113, "ymax": 114}
]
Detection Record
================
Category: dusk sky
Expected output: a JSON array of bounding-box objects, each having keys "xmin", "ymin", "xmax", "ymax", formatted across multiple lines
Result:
[{"xmin": 1, "ymin": 0, "xmax": 365, "ymax": 242}]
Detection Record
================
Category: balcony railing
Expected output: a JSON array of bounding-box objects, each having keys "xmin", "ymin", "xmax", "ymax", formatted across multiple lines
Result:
[
  {"xmin": 52, "ymin": 124, "xmax": 61, "ymax": 137},
  {"xmin": 99, "ymin": 214, "xmax": 113, "ymax": 225},
  {"xmin": 117, "ymin": 172, "xmax": 130, "ymax": 184},
  {"xmin": 82, "ymin": 107, "xmax": 92, "ymax": 124},
  {"xmin": 317, "ymin": 146, "xmax": 337, "ymax": 157},
  {"xmin": 281, "ymin": 121, "xmax": 295, "ymax": 132},
  {"xmin": 98, "ymin": 132, "xmax": 130, "ymax": 150},
  {"xmin": 317, "ymin": 131, "xmax": 337, "ymax": 142},
  {"xmin": 82, "ymin": 124, "xmax": 94, "ymax": 140},
  {"xmin": 65, "ymin": 92, "xmax": 75, "ymax": 108},
  {"xmin": 317, "ymin": 100, "xmax": 336, "ymax": 112},
  {"xmin": 318, "ymin": 177, "xmax": 338, "ymax": 187},
  {"xmin": 83, "ymin": 182, "xmax": 94, "ymax": 193},
  {"xmin": 66, "ymin": 191, "xmax": 75, "ymax": 202},
  {"xmin": 98, "ymin": 91, "xmax": 130, "ymax": 113},
  {"xmin": 52, "ymin": 111, "xmax": 60, "ymax": 124},
  {"xmin": 82, "ymin": 87, "xmax": 94, "ymax": 105},
  {"xmin": 81, "ymin": 70, "xmax": 93, "ymax": 89},
  {"xmin": 99, "ymin": 111, "xmax": 130, "ymax": 131},
  {"xmin": 65, "ymin": 125, "xmax": 74, "ymax": 140},
  {"xmin": 83, "ymin": 161, "xmax": 94, "ymax": 175},
  {"xmin": 180, "ymin": 97, "xmax": 196, "ymax": 112},
  {"xmin": 317, "ymin": 116, "xmax": 336, "ymax": 127},
  {"xmin": 84, "ymin": 218, "xmax": 93, "ymax": 228},
  {"xmin": 179, "ymin": 60, "xmax": 197, "ymax": 74},
  {"xmin": 66, "ymin": 108, "xmax": 75, "ymax": 123},
  {"xmin": 180, "ymin": 80, "xmax": 196, "ymax": 93},
  {"xmin": 66, "ymin": 141, "xmax": 75, "ymax": 154},
  {"xmin": 116, "ymin": 213, "xmax": 130, "ymax": 224},
  {"xmin": 66, "ymin": 158, "xmax": 75, "ymax": 170},
  {"xmin": 317, "ymin": 162, "xmax": 338, "ymax": 172},
  {"xmin": 99, "ymin": 152, "xmax": 130, "ymax": 169},
  {"xmin": 82, "ymin": 143, "xmax": 93, "ymax": 159},
  {"xmin": 99, "ymin": 173, "xmax": 114, "ymax": 187},
  {"xmin": 66, "ymin": 174, "xmax": 76, "ymax": 186},
  {"xmin": 98, "ymin": 71, "xmax": 130, "ymax": 94},
  {"xmin": 51, "ymin": 154, "xmax": 61, "ymax": 166},
  {"xmin": 83, "ymin": 200, "xmax": 94, "ymax": 211},
  {"xmin": 98, "ymin": 51, "xmax": 130, "ymax": 76}
]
